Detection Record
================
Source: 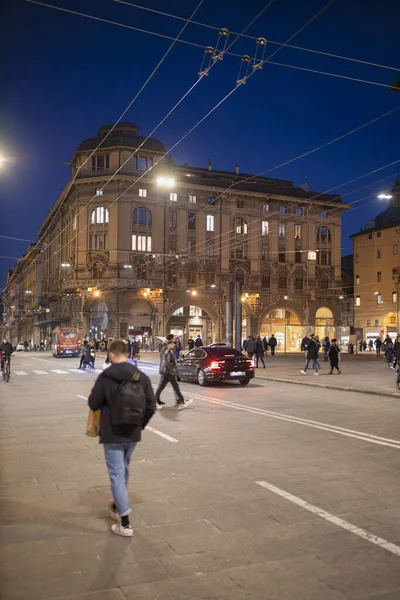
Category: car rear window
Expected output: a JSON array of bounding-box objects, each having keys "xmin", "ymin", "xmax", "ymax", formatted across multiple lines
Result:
[{"xmin": 207, "ymin": 347, "xmax": 244, "ymax": 358}]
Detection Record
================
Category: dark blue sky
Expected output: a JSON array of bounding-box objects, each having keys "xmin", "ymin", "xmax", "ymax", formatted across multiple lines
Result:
[{"xmin": 1, "ymin": 0, "xmax": 399, "ymax": 286}]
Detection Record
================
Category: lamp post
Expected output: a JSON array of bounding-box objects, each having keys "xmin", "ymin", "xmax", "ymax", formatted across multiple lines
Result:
[{"xmin": 156, "ymin": 176, "xmax": 176, "ymax": 334}]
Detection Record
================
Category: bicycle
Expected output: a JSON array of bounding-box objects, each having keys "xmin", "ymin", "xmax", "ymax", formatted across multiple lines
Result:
[{"xmin": 1, "ymin": 354, "xmax": 11, "ymax": 382}]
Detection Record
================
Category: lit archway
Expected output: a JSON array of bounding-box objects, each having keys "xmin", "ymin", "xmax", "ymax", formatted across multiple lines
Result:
[
  {"xmin": 128, "ymin": 298, "xmax": 154, "ymax": 342},
  {"xmin": 89, "ymin": 300, "xmax": 108, "ymax": 339},
  {"xmin": 166, "ymin": 303, "xmax": 217, "ymax": 348}
]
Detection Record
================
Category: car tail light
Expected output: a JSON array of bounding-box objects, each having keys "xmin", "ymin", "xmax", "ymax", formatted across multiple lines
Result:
[
  {"xmin": 246, "ymin": 359, "xmax": 254, "ymax": 368},
  {"xmin": 210, "ymin": 361, "xmax": 221, "ymax": 370}
]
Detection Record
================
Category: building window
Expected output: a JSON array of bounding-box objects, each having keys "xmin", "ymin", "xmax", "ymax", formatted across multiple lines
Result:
[
  {"xmin": 377, "ymin": 271, "xmax": 382, "ymax": 283},
  {"xmin": 187, "ymin": 271, "xmax": 197, "ymax": 284},
  {"xmin": 377, "ymin": 248, "xmax": 381, "ymax": 259},
  {"xmin": 205, "ymin": 271, "xmax": 215, "ymax": 285},
  {"xmin": 132, "ymin": 207, "xmax": 152, "ymax": 226},
  {"xmin": 90, "ymin": 234, "xmax": 108, "ymax": 250},
  {"xmin": 394, "ymin": 244, "xmax": 398, "ymax": 256},
  {"xmin": 189, "ymin": 194, "xmax": 197, "ymax": 204},
  {"xmin": 261, "ymin": 275, "xmax": 270, "ymax": 288},
  {"xmin": 377, "ymin": 231, "xmax": 381, "ymax": 238},
  {"xmin": 263, "ymin": 203, "xmax": 270, "ymax": 213},
  {"xmin": 91, "ymin": 155, "xmax": 109, "ymax": 171},
  {"xmin": 368, "ymin": 233, "xmax": 372, "ymax": 240},
  {"xmin": 278, "ymin": 222, "xmax": 286, "ymax": 239},
  {"xmin": 294, "ymin": 224, "xmax": 302, "ymax": 240},
  {"xmin": 295, "ymin": 250, "xmax": 302, "ymax": 264},
  {"xmin": 279, "ymin": 206, "xmax": 287, "ymax": 215},
  {"xmin": 261, "ymin": 221, "xmax": 269, "ymax": 237},
  {"xmin": 377, "ymin": 293, "xmax": 383, "ymax": 305},
  {"xmin": 96, "ymin": 188, "xmax": 103, "ymax": 197},
  {"xmin": 355, "ymin": 253, "xmax": 360, "ymax": 263},
  {"xmin": 296, "ymin": 208, "xmax": 303, "ymax": 217},
  {"xmin": 170, "ymin": 192, "xmax": 177, "ymax": 202},
  {"xmin": 356, "ymin": 275, "xmax": 360, "ymax": 285},
  {"xmin": 261, "ymin": 243, "xmax": 268, "ymax": 261},
  {"xmin": 189, "ymin": 305, "xmax": 202, "ymax": 317},
  {"xmin": 321, "ymin": 211, "xmax": 327, "ymax": 218},
  {"xmin": 206, "ymin": 214, "xmax": 214, "ymax": 232},
  {"xmin": 208, "ymin": 197, "xmax": 216, "ymax": 205},
  {"xmin": 316, "ymin": 226, "xmax": 331, "ymax": 242},
  {"xmin": 139, "ymin": 157, "xmax": 147, "ymax": 172},
  {"xmin": 188, "ymin": 213, "xmax": 196, "ymax": 230},
  {"xmin": 295, "ymin": 278, "xmax": 303, "ymax": 290},
  {"xmin": 367, "ymin": 320, "xmax": 371, "ymax": 326},
  {"xmin": 173, "ymin": 307, "xmax": 184, "ymax": 316},
  {"xmin": 320, "ymin": 277, "xmax": 329, "ymax": 290},
  {"xmin": 132, "ymin": 234, "xmax": 152, "ymax": 252},
  {"xmin": 234, "ymin": 218, "xmax": 248, "ymax": 234},
  {"xmin": 206, "ymin": 240, "xmax": 214, "ymax": 256},
  {"xmin": 72, "ymin": 215, "xmax": 77, "ymax": 231},
  {"xmin": 169, "ymin": 211, "xmax": 177, "ymax": 229},
  {"xmin": 168, "ymin": 270, "xmax": 177, "ymax": 284},
  {"xmin": 188, "ymin": 239, "xmax": 196, "ymax": 255},
  {"xmin": 278, "ymin": 276, "xmax": 287, "ymax": 289},
  {"xmin": 355, "ymin": 296, "xmax": 361, "ymax": 306},
  {"xmin": 318, "ymin": 251, "xmax": 331, "ymax": 266},
  {"xmin": 169, "ymin": 237, "xmax": 177, "ymax": 254},
  {"xmin": 393, "ymin": 292, "xmax": 398, "ymax": 304},
  {"xmin": 139, "ymin": 188, "xmax": 147, "ymax": 197},
  {"xmin": 278, "ymin": 249, "xmax": 286, "ymax": 263},
  {"xmin": 237, "ymin": 199, "xmax": 244, "ymax": 209},
  {"xmin": 91, "ymin": 206, "xmax": 109, "ymax": 224}
]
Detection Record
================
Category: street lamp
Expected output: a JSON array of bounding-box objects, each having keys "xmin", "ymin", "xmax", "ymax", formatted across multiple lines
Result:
[
  {"xmin": 156, "ymin": 176, "xmax": 175, "ymax": 188},
  {"xmin": 378, "ymin": 193, "xmax": 393, "ymax": 200}
]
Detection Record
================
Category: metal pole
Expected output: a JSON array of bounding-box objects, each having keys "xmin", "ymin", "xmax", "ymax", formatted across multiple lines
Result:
[
  {"xmin": 235, "ymin": 281, "xmax": 242, "ymax": 351},
  {"xmin": 226, "ymin": 281, "xmax": 234, "ymax": 346}
]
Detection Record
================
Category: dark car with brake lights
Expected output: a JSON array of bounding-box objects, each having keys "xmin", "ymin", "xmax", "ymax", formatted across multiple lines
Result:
[{"xmin": 176, "ymin": 346, "xmax": 255, "ymax": 386}]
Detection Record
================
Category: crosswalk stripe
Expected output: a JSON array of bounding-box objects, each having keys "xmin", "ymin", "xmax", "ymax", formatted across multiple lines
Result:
[
  {"xmin": 69, "ymin": 368, "xmax": 85, "ymax": 373},
  {"xmin": 14, "ymin": 371, "xmax": 28, "ymax": 376},
  {"xmin": 33, "ymin": 370, "xmax": 48, "ymax": 375},
  {"xmin": 51, "ymin": 369, "xmax": 68, "ymax": 374}
]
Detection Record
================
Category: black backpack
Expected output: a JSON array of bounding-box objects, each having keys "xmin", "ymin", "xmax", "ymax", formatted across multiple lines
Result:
[{"xmin": 110, "ymin": 371, "xmax": 146, "ymax": 426}]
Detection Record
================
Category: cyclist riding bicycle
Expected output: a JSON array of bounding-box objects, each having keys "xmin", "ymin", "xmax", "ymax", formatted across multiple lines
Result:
[{"xmin": 0, "ymin": 339, "xmax": 14, "ymax": 372}]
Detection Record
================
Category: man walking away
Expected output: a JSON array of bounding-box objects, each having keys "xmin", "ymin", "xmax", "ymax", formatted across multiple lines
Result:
[
  {"xmin": 368, "ymin": 339, "xmax": 373, "ymax": 352},
  {"xmin": 88, "ymin": 340, "xmax": 156, "ymax": 537},
  {"xmin": 268, "ymin": 334, "xmax": 277, "ymax": 356},
  {"xmin": 245, "ymin": 336, "xmax": 256, "ymax": 360},
  {"xmin": 195, "ymin": 335, "xmax": 203, "ymax": 348},
  {"xmin": 328, "ymin": 339, "xmax": 341, "ymax": 374},
  {"xmin": 375, "ymin": 337, "xmax": 382, "ymax": 356},
  {"xmin": 322, "ymin": 336, "xmax": 330, "ymax": 362},
  {"xmin": 156, "ymin": 339, "xmax": 186, "ymax": 407},
  {"xmin": 255, "ymin": 336, "xmax": 265, "ymax": 368},
  {"xmin": 301, "ymin": 334, "xmax": 309, "ymax": 353},
  {"xmin": 301, "ymin": 334, "xmax": 320, "ymax": 375},
  {"xmin": 262, "ymin": 336, "xmax": 268, "ymax": 355},
  {"xmin": 131, "ymin": 339, "xmax": 139, "ymax": 367}
]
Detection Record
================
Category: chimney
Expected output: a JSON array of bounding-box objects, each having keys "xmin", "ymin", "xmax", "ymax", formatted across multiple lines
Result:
[
  {"xmin": 235, "ymin": 164, "xmax": 239, "ymax": 175},
  {"xmin": 207, "ymin": 158, "xmax": 212, "ymax": 171}
]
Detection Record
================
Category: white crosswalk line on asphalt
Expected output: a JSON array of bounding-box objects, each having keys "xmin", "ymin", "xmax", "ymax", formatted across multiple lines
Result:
[
  {"xmin": 14, "ymin": 371, "xmax": 28, "ymax": 376},
  {"xmin": 69, "ymin": 368, "xmax": 85, "ymax": 373},
  {"xmin": 51, "ymin": 369, "xmax": 68, "ymax": 374},
  {"xmin": 33, "ymin": 370, "xmax": 48, "ymax": 375}
]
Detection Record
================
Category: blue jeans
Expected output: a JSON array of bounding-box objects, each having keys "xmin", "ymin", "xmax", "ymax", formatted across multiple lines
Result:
[
  {"xmin": 304, "ymin": 358, "xmax": 320, "ymax": 373},
  {"xmin": 104, "ymin": 443, "xmax": 137, "ymax": 517}
]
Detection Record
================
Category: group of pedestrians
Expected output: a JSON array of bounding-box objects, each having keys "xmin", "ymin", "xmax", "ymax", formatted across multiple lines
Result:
[
  {"xmin": 300, "ymin": 333, "xmax": 341, "ymax": 376},
  {"xmin": 243, "ymin": 334, "xmax": 277, "ymax": 368},
  {"xmin": 78, "ymin": 340, "xmax": 97, "ymax": 370}
]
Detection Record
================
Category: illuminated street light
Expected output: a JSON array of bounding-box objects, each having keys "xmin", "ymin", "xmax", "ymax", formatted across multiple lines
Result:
[
  {"xmin": 123, "ymin": 264, "xmax": 132, "ymax": 269},
  {"xmin": 210, "ymin": 284, "xmax": 216, "ymax": 288},
  {"xmin": 61, "ymin": 263, "xmax": 70, "ymax": 268},
  {"xmin": 93, "ymin": 290, "xmax": 101, "ymax": 297},
  {"xmin": 191, "ymin": 290, "xmax": 197, "ymax": 296},
  {"xmin": 339, "ymin": 295, "xmax": 344, "ymax": 300},
  {"xmin": 378, "ymin": 193, "xmax": 393, "ymax": 200},
  {"xmin": 0, "ymin": 156, "xmax": 7, "ymax": 167},
  {"xmin": 156, "ymin": 176, "xmax": 175, "ymax": 188}
]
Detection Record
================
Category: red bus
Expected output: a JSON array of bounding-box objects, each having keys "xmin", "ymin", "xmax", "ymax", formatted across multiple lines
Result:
[{"xmin": 51, "ymin": 327, "xmax": 81, "ymax": 357}]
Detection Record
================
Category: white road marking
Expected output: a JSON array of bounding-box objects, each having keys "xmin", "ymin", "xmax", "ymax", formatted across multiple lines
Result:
[
  {"xmin": 33, "ymin": 370, "xmax": 48, "ymax": 375},
  {"xmin": 14, "ymin": 371, "xmax": 28, "ymax": 376},
  {"xmin": 69, "ymin": 368, "xmax": 85, "ymax": 373},
  {"xmin": 51, "ymin": 369, "xmax": 68, "ymax": 374},
  {"xmin": 182, "ymin": 390, "xmax": 400, "ymax": 450},
  {"xmin": 256, "ymin": 480, "xmax": 400, "ymax": 558},
  {"xmin": 75, "ymin": 395, "xmax": 178, "ymax": 442},
  {"xmin": 31, "ymin": 357, "xmax": 59, "ymax": 364},
  {"xmin": 146, "ymin": 426, "xmax": 179, "ymax": 443}
]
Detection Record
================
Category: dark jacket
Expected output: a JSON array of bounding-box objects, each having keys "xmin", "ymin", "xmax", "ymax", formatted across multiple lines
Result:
[
  {"xmin": 328, "ymin": 344, "xmax": 340, "ymax": 365},
  {"xmin": 255, "ymin": 340, "xmax": 264, "ymax": 356},
  {"xmin": 245, "ymin": 337, "xmax": 256, "ymax": 353},
  {"xmin": 301, "ymin": 337, "xmax": 309, "ymax": 351},
  {"xmin": 132, "ymin": 341, "xmax": 139, "ymax": 355},
  {"xmin": 88, "ymin": 362, "xmax": 156, "ymax": 444},
  {"xmin": 262, "ymin": 337, "xmax": 268, "ymax": 351},
  {"xmin": 385, "ymin": 343, "xmax": 394, "ymax": 361},
  {"xmin": 188, "ymin": 339, "xmax": 195, "ymax": 350},
  {"xmin": 0, "ymin": 342, "xmax": 14, "ymax": 356},
  {"xmin": 160, "ymin": 347, "xmax": 178, "ymax": 376},
  {"xmin": 306, "ymin": 338, "xmax": 319, "ymax": 360},
  {"xmin": 195, "ymin": 337, "xmax": 203, "ymax": 348},
  {"xmin": 394, "ymin": 341, "xmax": 400, "ymax": 362},
  {"xmin": 268, "ymin": 336, "xmax": 277, "ymax": 348}
]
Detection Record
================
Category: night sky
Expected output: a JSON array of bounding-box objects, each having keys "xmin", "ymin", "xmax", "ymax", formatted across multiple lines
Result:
[{"xmin": 1, "ymin": 0, "xmax": 399, "ymax": 287}]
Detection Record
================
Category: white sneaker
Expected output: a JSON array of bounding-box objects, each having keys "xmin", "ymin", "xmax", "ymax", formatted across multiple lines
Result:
[
  {"xmin": 111, "ymin": 523, "xmax": 133, "ymax": 537},
  {"xmin": 300, "ymin": 371, "xmax": 307, "ymax": 375},
  {"xmin": 314, "ymin": 372, "xmax": 319, "ymax": 376}
]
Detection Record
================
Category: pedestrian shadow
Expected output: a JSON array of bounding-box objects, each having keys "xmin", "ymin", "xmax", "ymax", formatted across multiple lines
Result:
[{"xmin": 157, "ymin": 407, "xmax": 181, "ymax": 423}]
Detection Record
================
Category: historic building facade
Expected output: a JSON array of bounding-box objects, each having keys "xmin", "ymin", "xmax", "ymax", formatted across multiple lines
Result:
[
  {"xmin": 351, "ymin": 179, "xmax": 400, "ymax": 343},
  {"xmin": 3, "ymin": 122, "xmax": 348, "ymax": 351}
]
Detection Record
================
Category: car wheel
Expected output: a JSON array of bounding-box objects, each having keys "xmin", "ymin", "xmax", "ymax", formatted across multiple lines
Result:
[
  {"xmin": 197, "ymin": 368, "xmax": 207, "ymax": 386},
  {"xmin": 239, "ymin": 378, "xmax": 250, "ymax": 385}
]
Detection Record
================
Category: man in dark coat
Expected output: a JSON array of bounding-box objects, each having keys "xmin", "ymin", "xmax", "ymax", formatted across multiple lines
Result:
[
  {"xmin": 328, "ymin": 339, "xmax": 341, "ymax": 374},
  {"xmin": 88, "ymin": 339, "xmax": 156, "ymax": 537},
  {"xmin": 268, "ymin": 335, "xmax": 277, "ymax": 356},
  {"xmin": 188, "ymin": 337, "xmax": 195, "ymax": 351},
  {"xmin": 300, "ymin": 334, "xmax": 320, "ymax": 375},
  {"xmin": 195, "ymin": 336, "xmax": 203, "ymax": 348}
]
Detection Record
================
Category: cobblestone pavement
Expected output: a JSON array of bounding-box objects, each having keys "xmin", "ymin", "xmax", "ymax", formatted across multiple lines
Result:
[{"xmin": 1, "ymin": 352, "xmax": 400, "ymax": 599}]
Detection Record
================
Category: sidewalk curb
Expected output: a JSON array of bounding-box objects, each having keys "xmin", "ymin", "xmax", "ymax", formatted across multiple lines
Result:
[{"xmin": 256, "ymin": 375, "xmax": 399, "ymax": 399}]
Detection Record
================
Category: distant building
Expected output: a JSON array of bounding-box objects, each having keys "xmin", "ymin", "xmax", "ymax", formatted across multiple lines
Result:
[
  {"xmin": 3, "ymin": 122, "xmax": 349, "ymax": 351},
  {"xmin": 350, "ymin": 179, "xmax": 400, "ymax": 342},
  {"xmin": 341, "ymin": 254, "xmax": 354, "ymax": 329}
]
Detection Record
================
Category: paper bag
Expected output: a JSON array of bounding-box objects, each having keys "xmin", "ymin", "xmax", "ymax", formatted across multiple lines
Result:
[{"xmin": 86, "ymin": 409, "xmax": 100, "ymax": 437}]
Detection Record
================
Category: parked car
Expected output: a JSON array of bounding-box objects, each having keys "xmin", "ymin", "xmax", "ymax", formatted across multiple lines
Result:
[
  {"xmin": 16, "ymin": 342, "xmax": 24, "ymax": 351},
  {"xmin": 177, "ymin": 345, "xmax": 255, "ymax": 386}
]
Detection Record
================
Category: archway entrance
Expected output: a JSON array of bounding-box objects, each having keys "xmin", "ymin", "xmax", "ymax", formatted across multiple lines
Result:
[
  {"xmin": 89, "ymin": 300, "xmax": 108, "ymax": 340},
  {"xmin": 260, "ymin": 308, "xmax": 303, "ymax": 352},
  {"xmin": 314, "ymin": 306, "xmax": 334, "ymax": 341},
  {"xmin": 167, "ymin": 305, "xmax": 215, "ymax": 348},
  {"xmin": 128, "ymin": 299, "xmax": 153, "ymax": 345}
]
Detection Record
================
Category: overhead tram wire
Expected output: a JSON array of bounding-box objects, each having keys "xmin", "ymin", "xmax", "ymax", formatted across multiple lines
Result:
[
  {"xmin": 8, "ymin": 1, "xmax": 278, "ymax": 293},
  {"xmin": 114, "ymin": 0, "xmax": 400, "ymax": 73},
  {"xmin": 25, "ymin": 1, "xmax": 400, "ymax": 91},
  {"xmin": 12, "ymin": 0, "xmax": 205, "ymax": 290}
]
